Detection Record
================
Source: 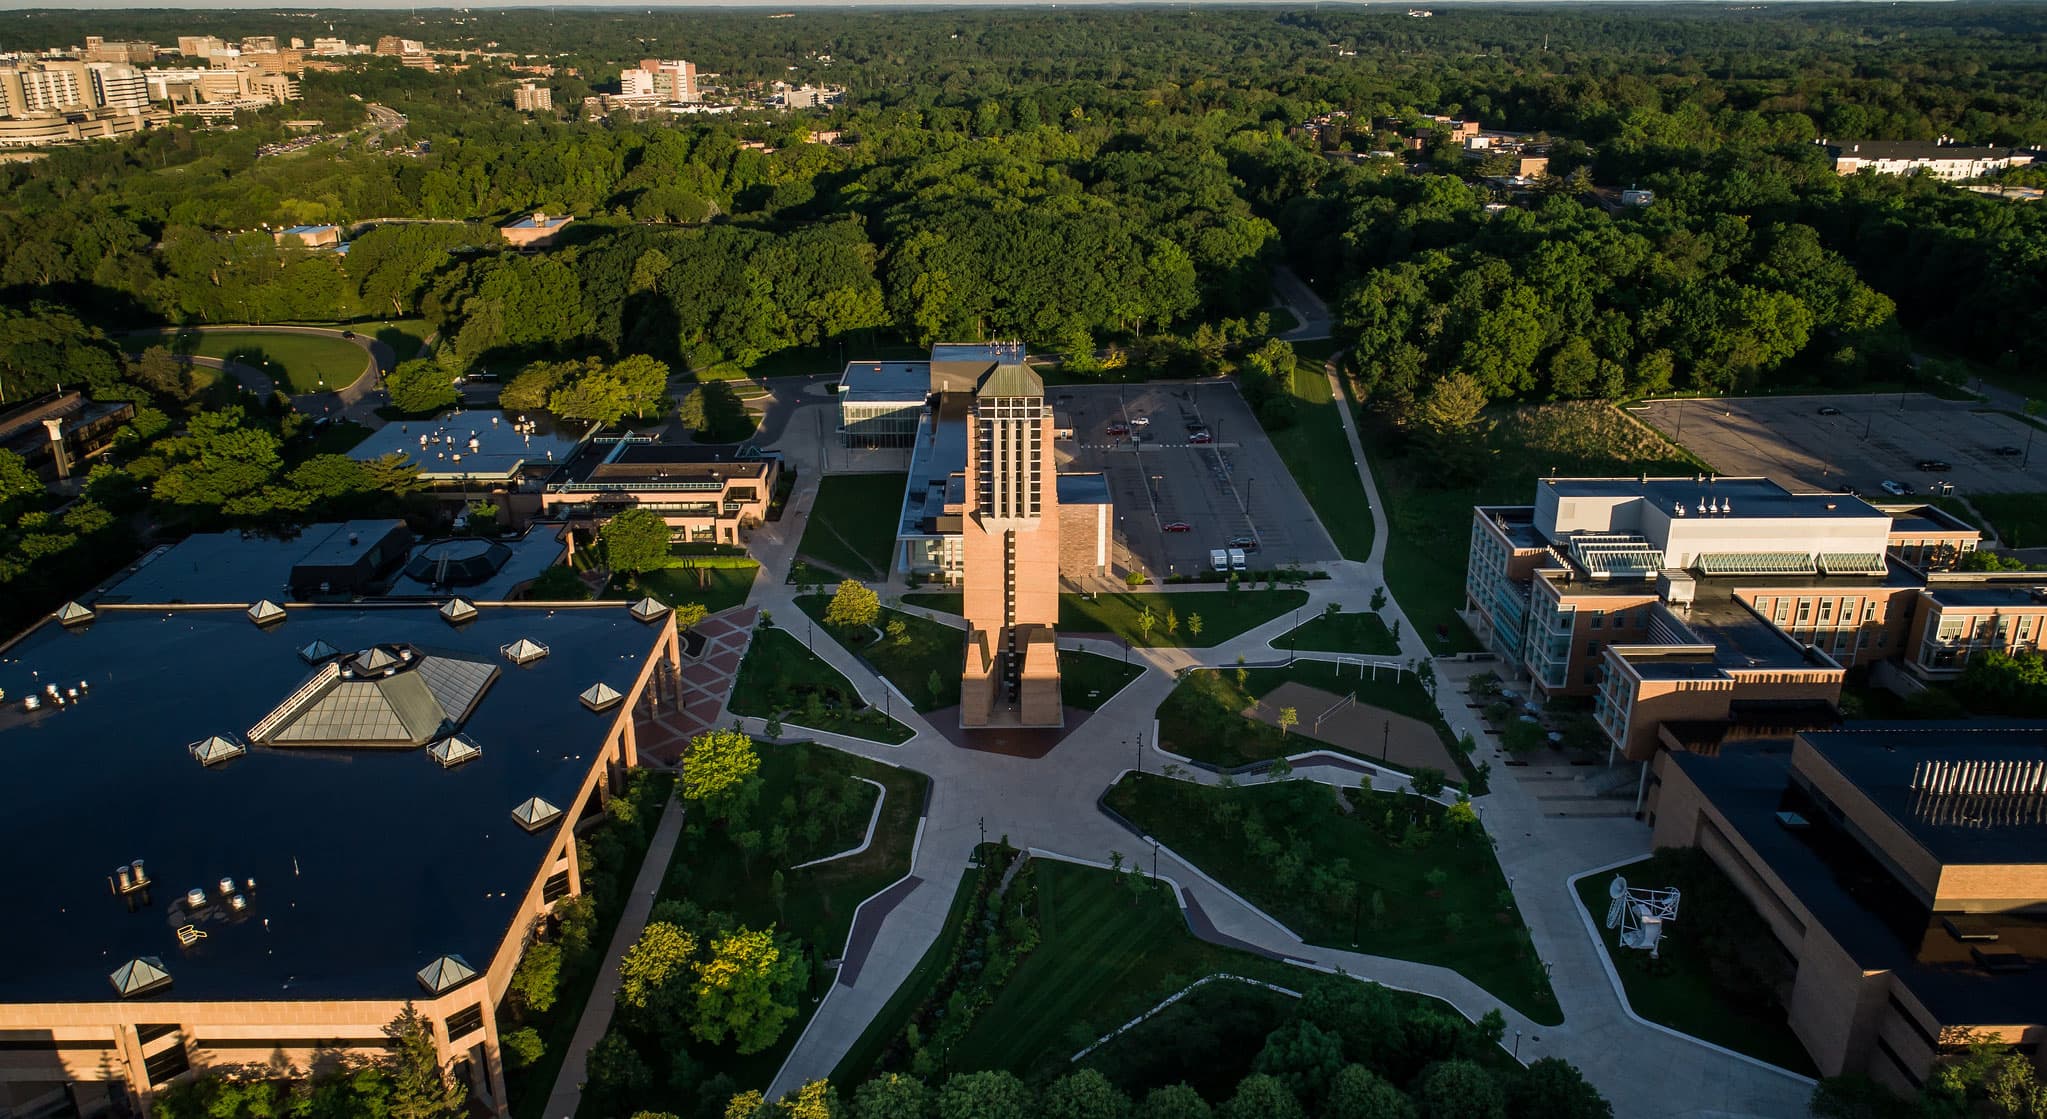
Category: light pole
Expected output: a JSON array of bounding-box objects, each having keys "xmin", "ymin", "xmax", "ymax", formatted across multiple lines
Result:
[
  {"xmin": 1150, "ymin": 837, "xmax": 1159, "ymax": 883},
  {"xmin": 1133, "ymin": 735, "xmax": 1142, "ymax": 775},
  {"xmin": 1382, "ymin": 719, "xmax": 1390, "ymax": 762}
]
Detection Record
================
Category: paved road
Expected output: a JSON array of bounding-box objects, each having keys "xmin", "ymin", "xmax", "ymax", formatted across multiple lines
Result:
[
  {"xmin": 1273, "ymin": 265, "xmax": 1334, "ymax": 342},
  {"xmin": 719, "ymin": 388, "xmax": 1816, "ymax": 1116}
]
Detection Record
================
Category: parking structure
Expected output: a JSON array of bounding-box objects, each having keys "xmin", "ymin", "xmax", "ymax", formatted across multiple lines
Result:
[
  {"xmin": 1634, "ymin": 393, "xmax": 2047, "ymax": 499},
  {"xmin": 1053, "ymin": 382, "xmax": 1339, "ymax": 579}
]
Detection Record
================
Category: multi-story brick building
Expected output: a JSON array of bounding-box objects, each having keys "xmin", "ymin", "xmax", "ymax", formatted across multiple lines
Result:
[
  {"xmin": 1466, "ymin": 476, "xmax": 2046, "ymax": 761},
  {"xmin": 539, "ymin": 441, "xmax": 778, "ymax": 546},
  {"xmin": 960, "ymin": 361, "xmax": 1063, "ymax": 728},
  {"xmin": 1646, "ymin": 722, "xmax": 2047, "ymax": 1090}
]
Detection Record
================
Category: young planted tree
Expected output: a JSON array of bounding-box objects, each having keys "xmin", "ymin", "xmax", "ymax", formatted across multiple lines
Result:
[
  {"xmin": 682, "ymin": 727, "xmax": 762, "ymax": 822},
  {"xmin": 1278, "ymin": 706, "xmax": 1299, "ymax": 737},
  {"xmin": 824, "ymin": 579, "xmax": 881, "ymax": 629},
  {"xmin": 1188, "ymin": 613, "xmax": 1204, "ymax": 640}
]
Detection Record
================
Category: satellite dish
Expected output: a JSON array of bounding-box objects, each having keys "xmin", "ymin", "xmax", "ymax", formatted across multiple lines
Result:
[{"xmin": 1608, "ymin": 875, "xmax": 1628, "ymax": 899}]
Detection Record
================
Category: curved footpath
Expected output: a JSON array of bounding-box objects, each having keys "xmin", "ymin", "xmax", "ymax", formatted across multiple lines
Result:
[{"xmin": 560, "ymin": 361, "xmax": 1815, "ymax": 1118}]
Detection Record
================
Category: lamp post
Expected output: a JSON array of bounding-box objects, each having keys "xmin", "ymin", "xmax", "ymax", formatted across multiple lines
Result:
[
  {"xmin": 1382, "ymin": 719, "xmax": 1390, "ymax": 762},
  {"xmin": 1151, "ymin": 837, "xmax": 1159, "ymax": 883}
]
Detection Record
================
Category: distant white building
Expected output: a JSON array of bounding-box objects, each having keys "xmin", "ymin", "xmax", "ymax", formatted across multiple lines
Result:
[{"xmin": 1824, "ymin": 139, "xmax": 2035, "ymax": 181}]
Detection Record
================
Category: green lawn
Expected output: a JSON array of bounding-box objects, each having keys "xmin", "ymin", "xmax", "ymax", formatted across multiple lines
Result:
[
  {"xmin": 129, "ymin": 329, "xmax": 374, "ymax": 394},
  {"xmin": 607, "ymin": 563, "xmax": 758, "ymax": 614},
  {"xmin": 901, "ymin": 591, "xmax": 964, "ymax": 616},
  {"xmin": 1058, "ymin": 590, "xmax": 1308, "ymax": 647},
  {"xmin": 373, "ymin": 319, "xmax": 434, "ymax": 362},
  {"xmin": 1074, "ymin": 978, "xmax": 1301, "ymax": 1101},
  {"xmin": 796, "ymin": 474, "xmax": 907, "ymax": 580},
  {"xmin": 286, "ymin": 418, "xmax": 372, "ymax": 463},
  {"xmin": 1156, "ymin": 659, "xmax": 1471, "ymax": 788},
  {"xmin": 1107, "ymin": 775, "xmax": 1560, "ymax": 1024},
  {"xmin": 626, "ymin": 742, "xmax": 929, "ymax": 1092},
  {"xmin": 1263, "ymin": 362, "xmax": 1376, "ymax": 562},
  {"xmin": 687, "ymin": 380, "xmax": 760, "ymax": 444},
  {"xmin": 947, "ymin": 860, "xmax": 1316, "ymax": 1081},
  {"xmin": 1270, "ymin": 609, "xmax": 1398, "ymax": 656},
  {"xmin": 798, "ymin": 596, "xmax": 963, "ymax": 710},
  {"xmin": 1954, "ymin": 491, "xmax": 2047, "ymax": 549},
  {"xmin": 1362, "ymin": 398, "xmax": 1702, "ymax": 654},
  {"xmin": 830, "ymin": 866, "xmax": 986, "ymax": 1087},
  {"xmin": 505, "ymin": 770, "xmax": 674, "ymax": 1119},
  {"xmin": 1059, "ymin": 649, "xmax": 1147, "ymax": 710},
  {"xmin": 728, "ymin": 626, "xmax": 913, "ymax": 743},
  {"xmin": 1572, "ymin": 853, "xmax": 1818, "ymax": 1076}
]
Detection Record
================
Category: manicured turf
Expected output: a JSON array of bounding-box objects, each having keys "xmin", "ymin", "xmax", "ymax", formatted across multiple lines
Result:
[
  {"xmin": 373, "ymin": 319, "xmax": 434, "ymax": 362},
  {"xmin": 798, "ymin": 595, "xmax": 963, "ymax": 711},
  {"xmin": 1058, "ymin": 589, "xmax": 1308, "ymax": 647},
  {"xmin": 1107, "ymin": 774, "xmax": 1560, "ymax": 1024},
  {"xmin": 1059, "ymin": 649, "xmax": 1147, "ymax": 710},
  {"xmin": 947, "ymin": 859, "xmax": 1314, "ymax": 1080},
  {"xmin": 1572, "ymin": 854, "xmax": 1818, "ymax": 1076},
  {"xmin": 728, "ymin": 627, "xmax": 913, "ymax": 743},
  {"xmin": 131, "ymin": 329, "xmax": 374, "ymax": 394},
  {"xmin": 1361, "ymin": 398, "xmax": 1701, "ymax": 654},
  {"xmin": 1270, "ymin": 609, "xmax": 1399, "ymax": 656},
  {"xmin": 829, "ymin": 866, "xmax": 986, "ymax": 1087},
  {"xmin": 797, "ymin": 473, "xmax": 908, "ymax": 580},
  {"xmin": 607, "ymin": 563, "xmax": 757, "ymax": 614},
  {"xmin": 1954, "ymin": 491, "xmax": 2047, "ymax": 549},
  {"xmin": 1262, "ymin": 360, "xmax": 1376, "ymax": 562},
  {"xmin": 643, "ymin": 741, "xmax": 931, "ymax": 1090},
  {"xmin": 1156, "ymin": 659, "xmax": 1469, "ymax": 786},
  {"xmin": 901, "ymin": 591, "xmax": 964, "ymax": 616}
]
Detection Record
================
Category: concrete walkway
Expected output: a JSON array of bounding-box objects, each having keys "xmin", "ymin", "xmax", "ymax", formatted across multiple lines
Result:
[
  {"xmin": 542, "ymin": 792, "xmax": 688, "ymax": 1119},
  {"xmin": 637, "ymin": 383, "xmax": 1819, "ymax": 1117}
]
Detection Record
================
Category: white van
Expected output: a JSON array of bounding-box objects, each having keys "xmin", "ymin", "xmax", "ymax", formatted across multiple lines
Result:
[
  {"xmin": 1210, "ymin": 548, "xmax": 1229, "ymax": 572},
  {"xmin": 1228, "ymin": 548, "xmax": 1247, "ymax": 571}
]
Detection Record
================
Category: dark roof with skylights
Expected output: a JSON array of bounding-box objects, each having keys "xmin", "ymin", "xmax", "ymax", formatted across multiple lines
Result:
[{"xmin": 0, "ymin": 603, "xmax": 660, "ymax": 1004}]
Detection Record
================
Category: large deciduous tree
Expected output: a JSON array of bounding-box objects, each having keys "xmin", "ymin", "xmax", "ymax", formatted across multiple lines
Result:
[{"xmin": 601, "ymin": 507, "xmax": 673, "ymax": 574}]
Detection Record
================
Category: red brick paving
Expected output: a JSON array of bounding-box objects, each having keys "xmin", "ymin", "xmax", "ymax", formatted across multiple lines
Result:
[{"xmin": 636, "ymin": 605, "xmax": 758, "ymax": 767}]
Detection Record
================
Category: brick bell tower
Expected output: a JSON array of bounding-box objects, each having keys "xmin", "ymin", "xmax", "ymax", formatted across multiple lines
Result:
[{"xmin": 959, "ymin": 361, "xmax": 1063, "ymax": 728}]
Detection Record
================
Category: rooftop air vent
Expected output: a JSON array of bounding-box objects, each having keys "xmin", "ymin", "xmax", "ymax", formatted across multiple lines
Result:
[
  {"xmin": 629, "ymin": 597, "xmax": 669, "ymax": 623},
  {"xmin": 247, "ymin": 600, "xmax": 287, "ymax": 627},
  {"xmin": 56, "ymin": 600, "xmax": 95, "ymax": 627},
  {"xmin": 189, "ymin": 735, "xmax": 247, "ymax": 767},
  {"xmin": 439, "ymin": 598, "xmax": 478, "ymax": 625},
  {"xmin": 108, "ymin": 957, "xmax": 172, "ymax": 998},
  {"xmin": 501, "ymin": 638, "xmax": 549, "ymax": 665},
  {"xmin": 579, "ymin": 682, "xmax": 624, "ymax": 712},
  {"xmin": 415, "ymin": 954, "xmax": 478, "ymax": 994},
  {"xmin": 297, "ymin": 639, "xmax": 341, "ymax": 665},
  {"xmin": 511, "ymin": 796, "xmax": 563, "ymax": 832},
  {"xmin": 428, "ymin": 734, "xmax": 482, "ymax": 768}
]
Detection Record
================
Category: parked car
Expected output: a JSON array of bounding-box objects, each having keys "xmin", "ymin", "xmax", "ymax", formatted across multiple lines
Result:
[
  {"xmin": 1190, "ymin": 431, "xmax": 1214, "ymax": 444},
  {"xmin": 1993, "ymin": 445, "xmax": 2023, "ymax": 456},
  {"xmin": 1162, "ymin": 521, "xmax": 1192, "ymax": 533},
  {"xmin": 1229, "ymin": 535, "xmax": 1260, "ymax": 551},
  {"xmin": 1128, "ymin": 416, "xmax": 1150, "ymax": 427},
  {"xmin": 1817, "ymin": 406, "xmax": 1841, "ymax": 416},
  {"xmin": 1105, "ymin": 423, "xmax": 1130, "ymax": 436},
  {"xmin": 1917, "ymin": 459, "xmax": 1953, "ymax": 472},
  {"xmin": 1881, "ymin": 480, "xmax": 1910, "ymax": 496},
  {"xmin": 341, "ymin": 330, "xmax": 356, "ymax": 340}
]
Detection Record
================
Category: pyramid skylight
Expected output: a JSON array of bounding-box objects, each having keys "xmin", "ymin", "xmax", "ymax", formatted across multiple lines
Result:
[
  {"xmin": 247, "ymin": 600, "xmax": 287, "ymax": 626},
  {"xmin": 428, "ymin": 734, "xmax": 482, "ymax": 768},
  {"xmin": 579, "ymin": 682, "xmax": 623, "ymax": 711},
  {"xmin": 415, "ymin": 954, "xmax": 477, "ymax": 994},
  {"xmin": 109, "ymin": 957, "xmax": 171, "ymax": 997},
  {"xmin": 297, "ymin": 639, "xmax": 341, "ymax": 664},
  {"xmin": 629, "ymin": 597, "xmax": 669, "ymax": 623},
  {"xmin": 247, "ymin": 644, "xmax": 498, "ymax": 748},
  {"xmin": 439, "ymin": 598, "xmax": 478, "ymax": 625},
  {"xmin": 189, "ymin": 735, "xmax": 247, "ymax": 767},
  {"xmin": 501, "ymin": 637, "xmax": 549, "ymax": 665},
  {"xmin": 56, "ymin": 601, "xmax": 94, "ymax": 626},
  {"xmin": 511, "ymin": 796, "xmax": 563, "ymax": 832}
]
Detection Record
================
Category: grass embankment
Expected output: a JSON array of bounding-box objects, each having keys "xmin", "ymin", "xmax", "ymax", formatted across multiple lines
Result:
[
  {"xmin": 1157, "ymin": 660, "xmax": 1473, "ymax": 788},
  {"xmin": 1361, "ymin": 399, "xmax": 1702, "ymax": 653},
  {"xmin": 1059, "ymin": 649, "xmax": 1147, "ymax": 710},
  {"xmin": 1573, "ymin": 851, "xmax": 1818, "ymax": 1076},
  {"xmin": 796, "ymin": 473, "xmax": 908, "ymax": 580},
  {"xmin": 619, "ymin": 743, "xmax": 928, "ymax": 1093},
  {"xmin": 1270, "ymin": 609, "xmax": 1399, "ymax": 656},
  {"xmin": 132, "ymin": 328, "xmax": 373, "ymax": 394},
  {"xmin": 505, "ymin": 770, "xmax": 674, "ymax": 1119},
  {"xmin": 797, "ymin": 596, "xmax": 964, "ymax": 710},
  {"xmin": 729, "ymin": 626, "xmax": 913, "ymax": 743},
  {"xmin": 1107, "ymin": 774, "xmax": 1559, "ymax": 1024},
  {"xmin": 1059, "ymin": 589, "xmax": 1308, "ymax": 647},
  {"xmin": 1951, "ymin": 491, "xmax": 2047, "ymax": 549},
  {"xmin": 901, "ymin": 591, "xmax": 964, "ymax": 616},
  {"xmin": 830, "ymin": 865, "xmax": 987, "ymax": 1086},
  {"xmin": 1261, "ymin": 361, "xmax": 1376, "ymax": 562},
  {"xmin": 607, "ymin": 563, "xmax": 758, "ymax": 614}
]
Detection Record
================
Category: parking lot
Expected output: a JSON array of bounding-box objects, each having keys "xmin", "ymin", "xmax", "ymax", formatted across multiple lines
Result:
[
  {"xmin": 1635, "ymin": 393, "xmax": 2047, "ymax": 499},
  {"xmin": 1053, "ymin": 382, "xmax": 1339, "ymax": 578}
]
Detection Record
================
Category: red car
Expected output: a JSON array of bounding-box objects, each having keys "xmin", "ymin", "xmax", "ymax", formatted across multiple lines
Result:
[
  {"xmin": 1189, "ymin": 431, "xmax": 1214, "ymax": 444},
  {"xmin": 1162, "ymin": 521, "xmax": 1192, "ymax": 533},
  {"xmin": 1106, "ymin": 423, "xmax": 1130, "ymax": 436}
]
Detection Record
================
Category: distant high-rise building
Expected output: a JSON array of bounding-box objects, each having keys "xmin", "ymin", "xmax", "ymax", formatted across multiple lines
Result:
[
  {"xmin": 618, "ymin": 66, "xmax": 655, "ymax": 98},
  {"xmin": 782, "ymin": 84, "xmax": 827, "ymax": 110},
  {"xmin": 513, "ymin": 83, "xmax": 552, "ymax": 112},
  {"xmin": 86, "ymin": 63, "xmax": 150, "ymax": 112},
  {"xmin": 177, "ymin": 36, "xmax": 225, "ymax": 57},
  {"xmin": 311, "ymin": 37, "xmax": 350, "ymax": 56},
  {"xmin": 6, "ymin": 63, "xmax": 89, "ymax": 114},
  {"xmin": 374, "ymin": 36, "xmax": 424, "ymax": 57},
  {"xmin": 241, "ymin": 36, "xmax": 279, "ymax": 53},
  {"xmin": 83, "ymin": 37, "xmax": 156, "ymax": 65},
  {"xmin": 637, "ymin": 58, "xmax": 697, "ymax": 102}
]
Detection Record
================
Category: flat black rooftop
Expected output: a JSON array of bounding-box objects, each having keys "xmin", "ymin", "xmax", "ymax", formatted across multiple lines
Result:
[
  {"xmin": 1673, "ymin": 735, "xmax": 2047, "ymax": 1028},
  {"xmin": 1801, "ymin": 723, "xmax": 2047, "ymax": 865},
  {"xmin": 0, "ymin": 603, "xmax": 660, "ymax": 1004}
]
